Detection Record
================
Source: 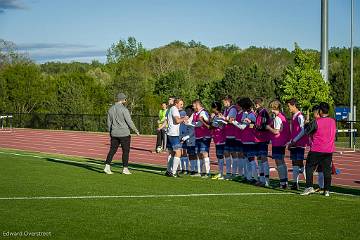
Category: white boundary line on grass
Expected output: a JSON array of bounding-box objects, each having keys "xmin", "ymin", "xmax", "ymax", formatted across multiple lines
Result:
[{"xmin": 0, "ymin": 192, "xmax": 294, "ymax": 201}]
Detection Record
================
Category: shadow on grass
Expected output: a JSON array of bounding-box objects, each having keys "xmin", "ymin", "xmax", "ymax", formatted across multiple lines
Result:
[
  {"xmin": 46, "ymin": 158, "xmax": 103, "ymax": 173},
  {"xmin": 84, "ymin": 158, "xmax": 166, "ymax": 176},
  {"xmin": 231, "ymin": 177, "xmax": 360, "ymax": 196}
]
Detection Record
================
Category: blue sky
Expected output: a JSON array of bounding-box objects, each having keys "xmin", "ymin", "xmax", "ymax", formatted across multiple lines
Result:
[{"xmin": 0, "ymin": 0, "xmax": 359, "ymax": 63}]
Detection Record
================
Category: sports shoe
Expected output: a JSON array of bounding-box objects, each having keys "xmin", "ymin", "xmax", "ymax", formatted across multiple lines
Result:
[
  {"xmin": 224, "ymin": 174, "xmax": 232, "ymax": 180},
  {"xmin": 122, "ymin": 168, "xmax": 132, "ymax": 175},
  {"xmin": 280, "ymin": 183, "xmax": 288, "ymax": 190},
  {"xmin": 323, "ymin": 191, "xmax": 330, "ymax": 197},
  {"xmin": 104, "ymin": 165, "xmax": 113, "ymax": 175},
  {"xmin": 290, "ymin": 183, "xmax": 300, "ymax": 191},
  {"xmin": 202, "ymin": 173, "xmax": 211, "ymax": 178},
  {"xmin": 301, "ymin": 187, "xmax": 315, "ymax": 196},
  {"xmin": 191, "ymin": 173, "xmax": 201, "ymax": 177},
  {"xmin": 212, "ymin": 174, "xmax": 221, "ymax": 180},
  {"xmin": 315, "ymin": 188, "xmax": 324, "ymax": 193}
]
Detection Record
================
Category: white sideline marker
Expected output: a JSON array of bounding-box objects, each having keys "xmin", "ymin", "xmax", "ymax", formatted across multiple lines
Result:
[{"xmin": 0, "ymin": 192, "xmax": 294, "ymax": 201}]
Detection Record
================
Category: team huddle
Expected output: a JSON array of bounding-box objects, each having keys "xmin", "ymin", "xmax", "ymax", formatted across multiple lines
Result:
[{"xmin": 159, "ymin": 96, "xmax": 336, "ymax": 196}]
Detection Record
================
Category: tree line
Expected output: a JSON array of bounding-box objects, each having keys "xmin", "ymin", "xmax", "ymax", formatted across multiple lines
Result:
[{"xmin": 0, "ymin": 38, "xmax": 359, "ymax": 120}]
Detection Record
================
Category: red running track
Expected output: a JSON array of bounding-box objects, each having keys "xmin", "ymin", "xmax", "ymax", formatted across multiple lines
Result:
[{"xmin": 0, "ymin": 128, "xmax": 359, "ymax": 189}]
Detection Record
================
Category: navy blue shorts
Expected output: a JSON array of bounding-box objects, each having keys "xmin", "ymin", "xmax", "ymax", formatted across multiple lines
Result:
[
  {"xmin": 181, "ymin": 141, "xmax": 187, "ymax": 149},
  {"xmin": 195, "ymin": 138, "xmax": 211, "ymax": 154},
  {"xmin": 256, "ymin": 142, "xmax": 269, "ymax": 157},
  {"xmin": 215, "ymin": 144, "xmax": 225, "ymax": 159},
  {"xmin": 224, "ymin": 138, "xmax": 237, "ymax": 153},
  {"xmin": 166, "ymin": 135, "xmax": 182, "ymax": 151},
  {"xmin": 235, "ymin": 140, "xmax": 244, "ymax": 153},
  {"xmin": 187, "ymin": 146, "xmax": 196, "ymax": 156},
  {"xmin": 243, "ymin": 144, "xmax": 257, "ymax": 158},
  {"xmin": 289, "ymin": 147, "xmax": 305, "ymax": 161},
  {"xmin": 272, "ymin": 146, "xmax": 286, "ymax": 161}
]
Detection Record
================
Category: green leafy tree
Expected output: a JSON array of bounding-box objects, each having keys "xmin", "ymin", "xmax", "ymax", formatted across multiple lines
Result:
[
  {"xmin": 107, "ymin": 37, "xmax": 145, "ymax": 63},
  {"xmin": 280, "ymin": 44, "xmax": 333, "ymax": 111}
]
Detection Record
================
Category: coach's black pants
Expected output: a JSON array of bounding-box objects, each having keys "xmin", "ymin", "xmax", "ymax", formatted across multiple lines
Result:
[
  {"xmin": 105, "ymin": 135, "xmax": 131, "ymax": 167},
  {"xmin": 305, "ymin": 151, "xmax": 332, "ymax": 191},
  {"xmin": 156, "ymin": 129, "xmax": 166, "ymax": 149}
]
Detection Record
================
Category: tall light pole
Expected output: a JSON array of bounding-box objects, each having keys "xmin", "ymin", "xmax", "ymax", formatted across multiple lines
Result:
[
  {"xmin": 350, "ymin": 0, "xmax": 354, "ymax": 148},
  {"xmin": 321, "ymin": 0, "xmax": 329, "ymax": 82}
]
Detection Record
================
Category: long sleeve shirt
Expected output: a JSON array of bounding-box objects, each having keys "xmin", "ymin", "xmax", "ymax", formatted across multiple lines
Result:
[{"xmin": 107, "ymin": 103, "xmax": 139, "ymax": 137}]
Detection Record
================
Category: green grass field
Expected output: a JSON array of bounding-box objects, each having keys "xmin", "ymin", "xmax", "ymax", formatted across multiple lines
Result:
[{"xmin": 0, "ymin": 149, "xmax": 359, "ymax": 240}]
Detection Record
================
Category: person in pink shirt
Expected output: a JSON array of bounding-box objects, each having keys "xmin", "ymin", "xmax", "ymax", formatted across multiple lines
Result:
[
  {"xmin": 266, "ymin": 100, "xmax": 291, "ymax": 189},
  {"xmin": 254, "ymin": 98, "xmax": 271, "ymax": 187},
  {"xmin": 210, "ymin": 101, "xmax": 226, "ymax": 180},
  {"xmin": 222, "ymin": 95, "xmax": 239, "ymax": 179},
  {"xmin": 286, "ymin": 98, "xmax": 309, "ymax": 190},
  {"xmin": 192, "ymin": 99, "xmax": 212, "ymax": 178},
  {"xmin": 301, "ymin": 102, "xmax": 336, "ymax": 197}
]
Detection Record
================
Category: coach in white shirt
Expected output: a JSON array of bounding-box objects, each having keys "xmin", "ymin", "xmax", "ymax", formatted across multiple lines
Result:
[{"xmin": 165, "ymin": 98, "xmax": 188, "ymax": 177}]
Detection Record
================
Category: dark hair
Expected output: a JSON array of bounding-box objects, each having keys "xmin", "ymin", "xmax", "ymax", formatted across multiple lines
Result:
[
  {"xmin": 312, "ymin": 105, "xmax": 320, "ymax": 112},
  {"xmin": 211, "ymin": 101, "xmax": 222, "ymax": 112},
  {"xmin": 185, "ymin": 105, "xmax": 194, "ymax": 117},
  {"xmin": 168, "ymin": 96, "xmax": 175, "ymax": 99},
  {"xmin": 192, "ymin": 99, "xmax": 203, "ymax": 106},
  {"xmin": 254, "ymin": 97, "xmax": 263, "ymax": 105},
  {"xmin": 286, "ymin": 98, "xmax": 300, "ymax": 109},
  {"xmin": 222, "ymin": 95, "xmax": 233, "ymax": 102},
  {"xmin": 239, "ymin": 97, "xmax": 253, "ymax": 111},
  {"xmin": 319, "ymin": 102, "xmax": 330, "ymax": 114}
]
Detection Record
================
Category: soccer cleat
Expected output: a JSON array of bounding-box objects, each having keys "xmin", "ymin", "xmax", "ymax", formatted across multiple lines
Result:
[
  {"xmin": 280, "ymin": 184, "xmax": 288, "ymax": 190},
  {"xmin": 324, "ymin": 191, "xmax": 330, "ymax": 197},
  {"xmin": 315, "ymin": 188, "xmax": 324, "ymax": 193},
  {"xmin": 122, "ymin": 168, "xmax": 132, "ymax": 175},
  {"xmin": 191, "ymin": 173, "xmax": 201, "ymax": 177},
  {"xmin": 301, "ymin": 187, "xmax": 315, "ymax": 196},
  {"xmin": 212, "ymin": 174, "xmax": 221, "ymax": 180},
  {"xmin": 224, "ymin": 174, "xmax": 232, "ymax": 180},
  {"xmin": 201, "ymin": 173, "xmax": 211, "ymax": 179},
  {"xmin": 290, "ymin": 183, "xmax": 300, "ymax": 191}
]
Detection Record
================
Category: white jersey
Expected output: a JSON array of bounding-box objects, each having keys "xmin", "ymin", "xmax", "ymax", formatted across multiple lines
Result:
[{"xmin": 166, "ymin": 106, "xmax": 180, "ymax": 136}]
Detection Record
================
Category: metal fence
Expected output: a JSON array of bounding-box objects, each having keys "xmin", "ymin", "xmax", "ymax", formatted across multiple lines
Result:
[{"xmin": 1, "ymin": 113, "xmax": 159, "ymax": 135}]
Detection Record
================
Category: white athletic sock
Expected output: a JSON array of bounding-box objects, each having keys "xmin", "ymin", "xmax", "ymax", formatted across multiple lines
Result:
[
  {"xmin": 180, "ymin": 157, "xmax": 188, "ymax": 171},
  {"xmin": 218, "ymin": 158, "xmax": 224, "ymax": 177},
  {"xmin": 184, "ymin": 157, "xmax": 189, "ymax": 172},
  {"xmin": 251, "ymin": 160, "xmax": 258, "ymax": 180},
  {"xmin": 318, "ymin": 172, "xmax": 324, "ymax": 189},
  {"xmin": 204, "ymin": 157, "xmax": 210, "ymax": 174},
  {"xmin": 225, "ymin": 157, "xmax": 232, "ymax": 175},
  {"xmin": 300, "ymin": 166, "xmax": 306, "ymax": 180},
  {"xmin": 167, "ymin": 155, "xmax": 173, "ymax": 172},
  {"xmin": 258, "ymin": 160, "xmax": 265, "ymax": 183},
  {"xmin": 172, "ymin": 157, "xmax": 181, "ymax": 175},
  {"xmin": 246, "ymin": 159, "xmax": 252, "ymax": 180},
  {"xmin": 238, "ymin": 158, "xmax": 245, "ymax": 176},
  {"xmin": 263, "ymin": 161, "xmax": 270, "ymax": 184},
  {"xmin": 293, "ymin": 166, "xmax": 300, "ymax": 184},
  {"xmin": 199, "ymin": 159, "xmax": 205, "ymax": 174},
  {"xmin": 197, "ymin": 159, "xmax": 202, "ymax": 174},
  {"xmin": 190, "ymin": 160, "xmax": 196, "ymax": 172},
  {"xmin": 232, "ymin": 157, "xmax": 238, "ymax": 176},
  {"xmin": 278, "ymin": 164, "xmax": 288, "ymax": 185}
]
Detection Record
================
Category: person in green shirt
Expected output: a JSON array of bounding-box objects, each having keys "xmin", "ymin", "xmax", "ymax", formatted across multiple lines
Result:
[{"xmin": 156, "ymin": 102, "xmax": 168, "ymax": 152}]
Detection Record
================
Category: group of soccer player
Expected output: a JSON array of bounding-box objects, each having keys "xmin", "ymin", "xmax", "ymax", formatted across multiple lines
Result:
[{"xmin": 159, "ymin": 95, "xmax": 336, "ymax": 196}]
